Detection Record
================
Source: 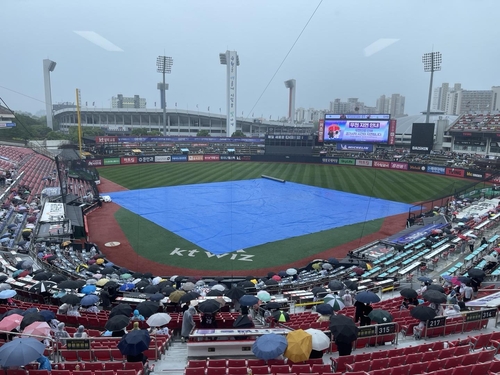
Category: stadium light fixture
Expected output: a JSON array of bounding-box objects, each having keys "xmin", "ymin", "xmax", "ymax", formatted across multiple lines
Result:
[
  {"xmin": 422, "ymin": 51, "xmax": 442, "ymax": 123},
  {"xmin": 156, "ymin": 56, "xmax": 173, "ymax": 135}
]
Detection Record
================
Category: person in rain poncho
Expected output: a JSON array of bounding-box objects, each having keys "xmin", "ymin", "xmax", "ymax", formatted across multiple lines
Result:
[
  {"xmin": 342, "ymin": 291, "xmax": 353, "ymax": 307},
  {"xmin": 132, "ymin": 322, "xmax": 141, "ymax": 330},
  {"xmin": 130, "ymin": 309, "xmax": 145, "ymax": 321},
  {"xmin": 67, "ymin": 305, "xmax": 81, "ymax": 317},
  {"xmin": 73, "ymin": 325, "xmax": 88, "ymax": 338},
  {"xmin": 54, "ymin": 323, "xmax": 71, "ymax": 345},
  {"xmin": 181, "ymin": 306, "xmax": 196, "ymax": 342},
  {"xmin": 36, "ymin": 355, "xmax": 52, "ymax": 371}
]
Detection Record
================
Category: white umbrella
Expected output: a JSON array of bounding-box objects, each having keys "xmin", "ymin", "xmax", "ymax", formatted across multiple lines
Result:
[
  {"xmin": 86, "ymin": 279, "xmax": 97, "ymax": 285},
  {"xmin": 304, "ymin": 328, "xmax": 330, "ymax": 351},
  {"xmin": 146, "ymin": 313, "xmax": 172, "ymax": 327},
  {"xmin": 468, "ymin": 234, "xmax": 478, "ymax": 239},
  {"xmin": 182, "ymin": 282, "xmax": 195, "ymax": 291},
  {"xmin": 169, "ymin": 275, "xmax": 178, "ymax": 282},
  {"xmin": 286, "ymin": 268, "xmax": 297, "ymax": 275},
  {"xmin": 152, "ymin": 276, "xmax": 162, "ymax": 285},
  {"xmin": 484, "ymin": 255, "xmax": 498, "ymax": 263},
  {"xmin": 211, "ymin": 284, "xmax": 226, "ymax": 291},
  {"xmin": 322, "ymin": 263, "xmax": 333, "ymax": 270}
]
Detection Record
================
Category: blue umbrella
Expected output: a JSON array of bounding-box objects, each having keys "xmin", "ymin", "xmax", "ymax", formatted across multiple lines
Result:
[
  {"xmin": 104, "ymin": 262, "xmax": 114, "ymax": 268},
  {"xmin": 354, "ymin": 291, "xmax": 381, "ymax": 304},
  {"xmin": 119, "ymin": 283, "xmax": 136, "ymax": 291},
  {"xmin": 239, "ymin": 295, "xmax": 259, "ymax": 307},
  {"xmin": 81, "ymin": 294, "xmax": 99, "ymax": 306},
  {"xmin": 22, "ymin": 308, "xmax": 39, "ymax": 316},
  {"xmin": 316, "ymin": 303, "xmax": 334, "ymax": 315},
  {"xmin": 0, "ymin": 289, "xmax": 16, "ymax": 299},
  {"xmin": 149, "ymin": 293, "xmax": 164, "ymax": 302},
  {"xmin": 118, "ymin": 330, "xmax": 151, "ymax": 356},
  {"xmin": 441, "ymin": 275, "xmax": 453, "ymax": 282},
  {"xmin": 7, "ymin": 224, "xmax": 17, "ymax": 229},
  {"xmin": 328, "ymin": 257, "xmax": 340, "ymax": 265},
  {"xmin": 278, "ymin": 271, "xmax": 287, "ymax": 277},
  {"xmin": 0, "ymin": 338, "xmax": 45, "ymax": 367},
  {"xmin": 81, "ymin": 285, "xmax": 97, "ymax": 294},
  {"xmin": 1, "ymin": 233, "xmax": 11, "ymax": 239},
  {"xmin": 252, "ymin": 334, "xmax": 288, "ymax": 360},
  {"xmin": 38, "ymin": 310, "xmax": 55, "ymax": 322}
]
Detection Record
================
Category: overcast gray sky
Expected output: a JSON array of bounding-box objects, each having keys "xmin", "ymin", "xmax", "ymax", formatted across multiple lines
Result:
[{"xmin": 1, "ymin": 0, "xmax": 499, "ymax": 119}]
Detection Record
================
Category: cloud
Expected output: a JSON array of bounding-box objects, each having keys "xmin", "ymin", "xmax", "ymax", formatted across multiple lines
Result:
[
  {"xmin": 364, "ymin": 38, "xmax": 399, "ymax": 57},
  {"xmin": 73, "ymin": 31, "xmax": 123, "ymax": 52}
]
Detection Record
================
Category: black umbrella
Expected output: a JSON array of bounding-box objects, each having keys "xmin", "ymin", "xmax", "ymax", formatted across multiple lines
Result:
[
  {"xmin": 198, "ymin": 299, "xmax": 222, "ymax": 314},
  {"xmin": 328, "ymin": 280, "xmax": 345, "ymax": 291},
  {"xmin": 136, "ymin": 301, "xmax": 159, "ymax": 318},
  {"xmin": 22, "ymin": 308, "xmax": 39, "ymax": 316},
  {"xmin": 46, "ymin": 255, "xmax": 57, "ymax": 262},
  {"xmin": 316, "ymin": 304, "xmax": 334, "ymax": 315},
  {"xmin": 400, "ymin": 288, "xmax": 418, "ymax": 299},
  {"xmin": 109, "ymin": 304, "xmax": 133, "ymax": 318},
  {"xmin": 410, "ymin": 305, "xmax": 437, "ymax": 321},
  {"xmin": 343, "ymin": 281, "xmax": 358, "ymax": 291},
  {"xmin": 60, "ymin": 294, "xmax": 80, "ymax": 305},
  {"xmin": 422, "ymin": 290, "xmax": 447, "ymax": 304},
  {"xmin": 233, "ymin": 315, "xmax": 254, "ymax": 328},
  {"xmin": 417, "ymin": 276, "xmax": 433, "ymax": 283},
  {"xmin": 100, "ymin": 268, "xmax": 114, "ymax": 275},
  {"xmin": 58, "ymin": 280, "xmax": 81, "ymax": 290},
  {"xmin": 426, "ymin": 284, "xmax": 445, "ymax": 293},
  {"xmin": 143, "ymin": 285, "xmax": 159, "ymax": 294},
  {"xmin": 74, "ymin": 280, "xmax": 86, "ymax": 288},
  {"xmin": 105, "ymin": 315, "xmax": 130, "ymax": 331},
  {"xmin": 368, "ymin": 309, "xmax": 393, "ymax": 324},
  {"xmin": 265, "ymin": 279, "xmax": 279, "ymax": 286},
  {"xmin": 225, "ymin": 287, "xmax": 246, "ymax": 300},
  {"xmin": 206, "ymin": 289, "xmax": 224, "ymax": 297},
  {"xmin": 272, "ymin": 310, "xmax": 290, "ymax": 322},
  {"xmin": 238, "ymin": 281, "xmax": 255, "ymax": 289},
  {"xmin": 143, "ymin": 272, "xmax": 153, "ymax": 279},
  {"xmin": 103, "ymin": 281, "xmax": 119, "ymax": 290},
  {"xmin": 133, "ymin": 280, "xmax": 148, "ymax": 291},
  {"xmin": 161, "ymin": 286, "xmax": 176, "ymax": 296},
  {"xmin": 355, "ymin": 291, "xmax": 380, "ymax": 304},
  {"xmin": 1, "ymin": 309, "xmax": 24, "ymax": 319},
  {"xmin": 311, "ymin": 287, "xmax": 327, "ymax": 296},
  {"xmin": 87, "ymin": 265, "xmax": 100, "ymax": 273},
  {"xmin": 33, "ymin": 272, "xmax": 52, "ymax": 281},
  {"xmin": 118, "ymin": 330, "xmax": 151, "ymax": 356},
  {"xmin": 245, "ymin": 275, "xmax": 256, "ymax": 281},
  {"xmin": 265, "ymin": 302, "xmax": 281, "ymax": 310},
  {"xmin": 179, "ymin": 292, "xmax": 200, "ymax": 304},
  {"xmin": 38, "ymin": 310, "xmax": 56, "ymax": 322},
  {"xmin": 20, "ymin": 313, "xmax": 45, "ymax": 330},
  {"xmin": 132, "ymin": 272, "xmax": 144, "ymax": 279},
  {"xmin": 49, "ymin": 274, "xmax": 67, "ymax": 283},
  {"xmin": 29, "ymin": 281, "xmax": 56, "ymax": 294},
  {"xmin": 157, "ymin": 280, "xmax": 173, "ymax": 289},
  {"xmin": 329, "ymin": 314, "xmax": 358, "ymax": 343},
  {"xmin": 467, "ymin": 268, "xmax": 486, "ymax": 279},
  {"xmin": 267, "ymin": 272, "xmax": 276, "ymax": 278}
]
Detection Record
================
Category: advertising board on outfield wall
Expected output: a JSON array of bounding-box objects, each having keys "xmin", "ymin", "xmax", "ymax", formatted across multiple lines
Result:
[
  {"xmin": 339, "ymin": 158, "xmax": 355, "ymax": 165},
  {"xmin": 90, "ymin": 154, "xmax": 495, "ymax": 185},
  {"xmin": 356, "ymin": 159, "xmax": 373, "ymax": 167}
]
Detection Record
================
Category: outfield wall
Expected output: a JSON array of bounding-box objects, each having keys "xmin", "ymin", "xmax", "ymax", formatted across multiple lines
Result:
[{"xmin": 85, "ymin": 154, "xmax": 500, "ymax": 184}]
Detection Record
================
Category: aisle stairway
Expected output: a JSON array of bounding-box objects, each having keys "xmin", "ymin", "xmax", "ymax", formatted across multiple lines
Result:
[{"xmin": 153, "ymin": 338, "xmax": 188, "ymax": 375}]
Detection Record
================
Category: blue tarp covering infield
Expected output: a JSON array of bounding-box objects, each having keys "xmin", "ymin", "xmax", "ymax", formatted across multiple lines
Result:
[{"xmin": 108, "ymin": 179, "xmax": 413, "ymax": 255}]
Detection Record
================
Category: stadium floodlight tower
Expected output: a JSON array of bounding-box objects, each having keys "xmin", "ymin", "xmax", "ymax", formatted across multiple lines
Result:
[
  {"xmin": 284, "ymin": 79, "xmax": 296, "ymax": 123},
  {"xmin": 219, "ymin": 51, "xmax": 240, "ymax": 136},
  {"xmin": 156, "ymin": 55, "xmax": 173, "ymax": 136},
  {"xmin": 42, "ymin": 59, "xmax": 57, "ymax": 130},
  {"xmin": 422, "ymin": 51, "xmax": 442, "ymax": 123}
]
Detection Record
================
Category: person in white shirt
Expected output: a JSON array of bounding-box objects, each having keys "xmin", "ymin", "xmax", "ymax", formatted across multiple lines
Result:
[
  {"xmin": 342, "ymin": 291, "xmax": 353, "ymax": 307},
  {"xmin": 463, "ymin": 284, "xmax": 473, "ymax": 301}
]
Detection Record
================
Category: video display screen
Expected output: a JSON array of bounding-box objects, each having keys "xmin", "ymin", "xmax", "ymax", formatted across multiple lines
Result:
[{"xmin": 323, "ymin": 114, "xmax": 391, "ymax": 144}]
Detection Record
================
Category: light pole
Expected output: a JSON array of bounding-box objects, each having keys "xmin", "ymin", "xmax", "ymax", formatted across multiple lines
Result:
[
  {"xmin": 422, "ymin": 51, "xmax": 442, "ymax": 123},
  {"xmin": 42, "ymin": 59, "xmax": 57, "ymax": 130},
  {"xmin": 219, "ymin": 51, "xmax": 240, "ymax": 136},
  {"xmin": 156, "ymin": 56, "xmax": 173, "ymax": 136}
]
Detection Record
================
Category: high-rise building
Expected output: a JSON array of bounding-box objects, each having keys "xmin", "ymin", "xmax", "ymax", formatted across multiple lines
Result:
[
  {"xmin": 376, "ymin": 95, "xmax": 387, "ymax": 113},
  {"xmin": 111, "ymin": 94, "xmax": 146, "ymax": 109},
  {"xmin": 389, "ymin": 94, "xmax": 405, "ymax": 118},
  {"xmin": 444, "ymin": 88, "xmax": 493, "ymax": 115},
  {"xmin": 491, "ymin": 86, "xmax": 500, "ymax": 111},
  {"xmin": 295, "ymin": 107, "xmax": 306, "ymax": 123}
]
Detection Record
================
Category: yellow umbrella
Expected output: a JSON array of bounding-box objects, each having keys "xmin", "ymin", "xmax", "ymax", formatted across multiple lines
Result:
[
  {"xmin": 96, "ymin": 258, "xmax": 104, "ymax": 265},
  {"xmin": 366, "ymin": 263, "xmax": 373, "ymax": 270},
  {"xmin": 96, "ymin": 278, "xmax": 109, "ymax": 287},
  {"xmin": 284, "ymin": 329, "xmax": 312, "ymax": 363},
  {"xmin": 62, "ymin": 240, "xmax": 71, "ymax": 247},
  {"xmin": 22, "ymin": 228, "xmax": 32, "ymax": 233},
  {"xmin": 169, "ymin": 290, "xmax": 186, "ymax": 303},
  {"xmin": 312, "ymin": 262, "xmax": 322, "ymax": 270}
]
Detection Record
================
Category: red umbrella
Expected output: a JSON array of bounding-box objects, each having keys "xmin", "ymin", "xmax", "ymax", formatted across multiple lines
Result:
[
  {"xmin": 353, "ymin": 267, "xmax": 364, "ymax": 275},
  {"xmin": 271, "ymin": 275, "xmax": 281, "ymax": 281},
  {"xmin": 495, "ymin": 247, "xmax": 500, "ymax": 254}
]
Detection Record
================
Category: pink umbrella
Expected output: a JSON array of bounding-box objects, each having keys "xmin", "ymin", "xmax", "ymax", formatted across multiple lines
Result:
[
  {"xmin": 93, "ymin": 273, "xmax": 102, "ymax": 279},
  {"xmin": 451, "ymin": 277, "xmax": 462, "ymax": 286},
  {"xmin": 0, "ymin": 314, "xmax": 23, "ymax": 331},
  {"xmin": 22, "ymin": 321, "xmax": 51, "ymax": 338}
]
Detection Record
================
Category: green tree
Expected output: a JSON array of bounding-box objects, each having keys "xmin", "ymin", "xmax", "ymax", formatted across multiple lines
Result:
[
  {"xmin": 45, "ymin": 131, "xmax": 69, "ymax": 140},
  {"xmin": 148, "ymin": 130, "xmax": 162, "ymax": 136},
  {"xmin": 197, "ymin": 130, "xmax": 211, "ymax": 137},
  {"xmin": 131, "ymin": 128, "xmax": 150, "ymax": 136},
  {"xmin": 231, "ymin": 130, "xmax": 246, "ymax": 137}
]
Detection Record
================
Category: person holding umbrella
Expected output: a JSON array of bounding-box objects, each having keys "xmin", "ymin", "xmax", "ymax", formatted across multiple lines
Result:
[{"xmin": 181, "ymin": 306, "xmax": 196, "ymax": 343}]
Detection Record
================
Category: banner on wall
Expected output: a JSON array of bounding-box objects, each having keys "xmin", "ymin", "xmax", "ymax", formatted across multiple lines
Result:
[
  {"xmin": 339, "ymin": 158, "xmax": 355, "ymax": 165},
  {"xmin": 356, "ymin": 159, "xmax": 373, "ymax": 167},
  {"xmin": 390, "ymin": 162, "xmax": 408, "ymax": 170},
  {"xmin": 318, "ymin": 119, "xmax": 324, "ymax": 142},
  {"xmin": 155, "ymin": 156, "xmax": 171, "ymax": 162},
  {"xmin": 172, "ymin": 155, "xmax": 188, "ymax": 162},
  {"xmin": 465, "ymin": 170, "xmax": 484, "ymax": 179},
  {"xmin": 445, "ymin": 168, "xmax": 464, "ymax": 177},
  {"xmin": 204, "ymin": 155, "xmax": 220, "ymax": 161},
  {"xmin": 321, "ymin": 158, "xmax": 339, "ymax": 164},
  {"xmin": 188, "ymin": 155, "xmax": 204, "ymax": 162},
  {"xmin": 137, "ymin": 156, "xmax": 155, "ymax": 163},
  {"xmin": 408, "ymin": 163, "xmax": 426, "ymax": 172},
  {"xmin": 336, "ymin": 143, "xmax": 373, "ymax": 152},
  {"xmin": 373, "ymin": 161, "xmax": 390, "ymax": 169},
  {"xmin": 103, "ymin": 158, "xmax": 120, "ymax": 166},
  {"xmin": 121, "ymin": 156, "xmax": 137, "ymax": 164},
  {"xmin": 426, "ymin": 165, "xmax": 445, "ymax": 175},
  {"xmin": 86, "ymin": 159, "xmax": 103, "ymax": 167}
]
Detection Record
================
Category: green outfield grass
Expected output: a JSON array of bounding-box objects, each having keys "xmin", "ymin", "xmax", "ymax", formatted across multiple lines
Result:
[{"xmin": 98, "ymin": 162, "xmax": 472, "ymax": 272}]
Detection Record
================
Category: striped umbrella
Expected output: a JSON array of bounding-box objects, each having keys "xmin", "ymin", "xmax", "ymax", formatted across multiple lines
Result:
[{"xmin": 323, "ymin": 294, "xmax": 345, "ymax": 311}]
